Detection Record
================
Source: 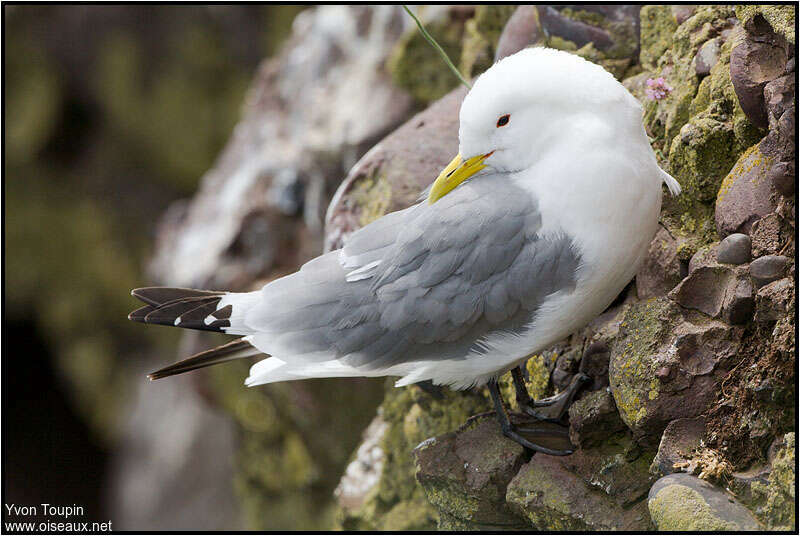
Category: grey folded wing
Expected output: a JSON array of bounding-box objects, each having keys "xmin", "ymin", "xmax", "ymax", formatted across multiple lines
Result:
[{"xmin": 246, "ymin": 177, "xmax": 581, "ymax": 370}]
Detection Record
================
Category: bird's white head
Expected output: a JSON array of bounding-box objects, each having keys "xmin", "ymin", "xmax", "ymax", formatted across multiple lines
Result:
[{"xmin": 428, "ymin": 47, "xmax": 648, "ymax": 204}]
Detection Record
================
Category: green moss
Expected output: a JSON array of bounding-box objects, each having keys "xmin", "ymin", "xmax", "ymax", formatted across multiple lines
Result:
[
  {"xmin": 609, "ymin": 299, "xmax": 675, "ymax": 429},
  {"xmin": 336, "ymin": 381, "xmax": 491, "ymax": 530},
  {"xmin": 210, "ymin": 360, "xmax": 383, "ymax": 530},
  {"xmin": 351, "ymin": 172, "xmax": 392, "ymax": 226},
  {"xmin": 559, "ymin": 8, "xmax": 605, "ymax": 27},
  {"xmin": 648, "ymin": 484, "xmax": 740, "ymax": 530},
  {"xmin": 689, "ymin": 75, "xmax": 712, "ymax": 116},
  {"xmin": 388, "ymin": 10, "xmax": 467, "ymax": 104},
  {"xmin": 639, "ymin": 5, "xmax": 678, "ymax": 71},
  {"xmin": 460, "ymin": 5, "xmax": 518, "ymax": 78},
  {"xmin": 507, "ymin": 466, "xmax": 588, "ymax": 530},
  {"xmin": 750, "ymin": 433, "xmax": 796, "ymax": 530},
  {"xmin": 547, "ymin": 35, "xmax": 578, "ymax": 52},
  {"xmin": 736, "ymin": 5, "xmax": 796, "ymax": 44},
  {"xmin": 668, "ymin": 114, "xmax": 740, "ymax": 203}
]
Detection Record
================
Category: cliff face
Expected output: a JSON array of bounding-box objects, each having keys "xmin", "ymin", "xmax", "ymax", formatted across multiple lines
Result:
[{"xmin": 139, "ymin": 5, "xmax": 794, "ymax": 530}]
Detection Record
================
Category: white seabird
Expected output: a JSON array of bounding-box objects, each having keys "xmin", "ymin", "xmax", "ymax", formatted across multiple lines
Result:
[{"xmin": 130, "ymin": 48, "xmax": 680, "ymax": 454}]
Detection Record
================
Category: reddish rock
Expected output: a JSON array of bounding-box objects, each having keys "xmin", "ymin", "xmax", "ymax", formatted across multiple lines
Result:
[
  {"xmin": 715, "ymin": 143, "xmax": 778, "ymax": 237},
  {"xmin": 494, "ymin": 6, "xmax": 542, "ymax": 61},
  {"xmin": 729, "ymin": 24, "xmax": 788, "ymax": 128},
  {"xmin": 507, "ymin": 451, "xmax": 653, "ymax": 530},
  {"xmin": 651, "ymin": 417, "xmax": 706, "ymax": 476},
  {"xmin": 750, "ymin": 254, "xmax": 789, "ymax": 288},
  {"xmin": 636, "ymin": 226, "xmax": 683, "ymax": 299},
  {"xmin": 764, "ymin": 75, "xmax": 795, "ymax": 129},
  {"xmin": 750, "ymin": 213, "xmax": 791, "ymax": 256},
  {"xmin": 413, "ymin": 415, "xmax": 528, "ymax": 529},
  {"xmin": 695, "ymin": 37, "xmax": 721, "ymax": 76},
  {"xmin": 568, "ymin": 389, "xmax": 626, "ymax": 449},
  {"xmin": 717, "ymin": 233, "xmax": 752, "ymax": 264}
]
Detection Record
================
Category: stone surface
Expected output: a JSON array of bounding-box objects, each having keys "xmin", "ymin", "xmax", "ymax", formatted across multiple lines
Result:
[
  {"xmin": 494, "ymin": 5, "xmax": 542, "ymax": 61},
  {"xmin": 650, "ymin": 417, "xmax": 706, "ymax": 476},
  {"xmin": 715, "ymin": 143, "xmax": 778, "ymax": 237},
  {"xmin": 729, "ymin": 18, "xmax": 788, "ymax": 128},
  {"xmin": 768, "ymin": 160, "xmax": 796, "ymax": 196},
  {"xmin": 648, "ymin": 473, "xmax": 763, "ymax": 530},
  {"xmin": 414, "ymin": 415, "xmax": 527, "ymax": 529},
  {"xmin": 636, "ymin": 226, "xmax": 683, "ymax": 299},
  {"xmin": 694, "ymin": 37, "xmax": 720, "ymax": 76},
  {"xmin": 750, "ymin": 213, "xmax": 790, "ymax": 256},
  {"xmin": 609, "ymin": 298, "xmax": 744, "ymax": 440},
  {"xmin": 749, "ymin": 433, "xmax": 796, "ymax": 530},
  {"xmin": 716, "ymin": 233, "xmax": 751, "ymax": 264},
  {"xmin": 668, "ymin": 260, "xmax": 752, "ymax": 322},
  {"xmin": 754, "ymin": 277, "xmax": 794, "ymax": 324},
  {"xmin": 749, "ymin": 255, "xmax": 789, "ymax": 288},
  {"xmin": 568, "ymin": 389, "xmax": 626, "ymax": 449},
  {"xmin": 507, "ymin": 451, "xmax": 653, "ymax": 531}
]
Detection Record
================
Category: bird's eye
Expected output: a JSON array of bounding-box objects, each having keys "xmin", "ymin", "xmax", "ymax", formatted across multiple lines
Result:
[{"xmin": 496, "ymin": 114, "xmax": 510, "ymax": 127}]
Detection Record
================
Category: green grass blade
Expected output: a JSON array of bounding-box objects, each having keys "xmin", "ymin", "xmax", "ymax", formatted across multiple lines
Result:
[{"xmin": 402, "ymin": 5, "xmax": 472, "ymax": 89}]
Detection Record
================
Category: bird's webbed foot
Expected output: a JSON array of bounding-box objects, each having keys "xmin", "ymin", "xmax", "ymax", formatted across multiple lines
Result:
[
  {"xmin": 511, "ymin": 367, "xmax": 591, "ymax": 423},
  {"xmin": 488, "ymin": 379, "xmax": 576, "ymax": 456}
]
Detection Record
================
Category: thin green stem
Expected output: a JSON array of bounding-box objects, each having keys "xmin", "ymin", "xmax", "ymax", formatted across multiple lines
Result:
[{"xmin": 402, "ymin": 5, "xmax": 472, "ymax": 89}]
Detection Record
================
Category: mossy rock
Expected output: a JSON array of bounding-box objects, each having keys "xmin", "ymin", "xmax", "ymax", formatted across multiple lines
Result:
[
  {"xmin": 460, "ymin": 5, "xmax": 518, "ymax": 78},
  {"xmin": 750, "ymin": 433, "xmax": 796, "ymax": 530},
  {"xmin": 387, "ymin": 9, "xmax": 468, "ymax": 104},
  {"xmin": 639, "ymin": 6, "xmax": 678, "ymax": 71},
  {"xmin": 736, "ymin": 5, "xmax": 796, "ymax": 44}
]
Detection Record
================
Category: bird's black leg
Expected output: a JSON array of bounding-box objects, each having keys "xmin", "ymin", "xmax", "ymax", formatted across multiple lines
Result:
[
  {"xmin": 488, "ymin": 379, "xmax": 574, "ymax": 456},
  {"xmin": 415, "ymin": 380, "xmax": 444, "ymax": 399},
  {"xmin": 512, "ymin": 367, "xmax": 591, "ymax": 423}
]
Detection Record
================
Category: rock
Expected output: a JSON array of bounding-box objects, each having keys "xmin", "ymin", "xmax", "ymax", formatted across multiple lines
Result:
[
  {"xmin": 578, "ymin": 341, "xmax": 611, "ymax": 391},
  {"xmin": 749, "ymin": 255, "xmax": 789, "ymax": 288},
  {"xmin": 648, "ymin": 473, "xmax": 762, "ymax": 530},
  {"xmin": 729, "ymin": 19, "xmax": 788, "ymax": 128},
  {"xmin": 764, "ymin": 75, "xmax": 795, "ymax": 129},
  {"xmin": 694, "ymin": 37, "xmax": 720, "ymax": 76},
  {"xmin": 650, "ymin": 417, "xmax": 706, "ymax": 476},
  {"xmin": 494, "ymin": 6, "xmax": 542, "ymax": 61},
  {"xmin": 669, "ymin": 264, "xmax": 732, "ymax": 317},
  {"xmin": 609, "ymin": 298, "xmax": 744, "ymax": 440},
  {"xmin": 414, "ymin": 415, "xmax": 528, "ymax": 530},
  {"xmin": 670, "ymin": 249, "xmax": 754, "ymax": 324},
  {"xmin": 335, "ymin": 416, "xmax": 388, "ymax": 512},
  {"xmin": 754, "ymin": 277, "xmax": 794, "ymax": 323},
  {"xmin": 568, "ymin": 389, "xmax": 626, "ymax": 449},
  {"xmin": 715, "ymin": 143, "xmax": 778, "ymax": 237},
  {"xmin": 636, "ymin": 226, "xmax": 683, "ymax": 299},
  {"xmin": 671, "ymin": 5, "xmax": 697, "ymax": 26},
  {"xmin": 716, "ymin": 233, "xmax": 751, "ymax": 264},
  {"xmin": 749, "ymin": 433, "xmax": 796, "ymax": 530},
  {"xmin": 639, "ymin": 5, "xmax": 679, "ymax": 71},
  {"xmin": 387, "ymin": 6, "xmax": 472, "ymax": 104},
  {"xmin": 325, "ymin": 86, "xmax": 466, "ymax": 250},
  {"xmin": 750, "ymin": 213, "xmax": 790, "ymax": 256},
  {"xmin": 768, "ymin": 160, "xmax": 796, "ymax": 196},
  {"xmin": 722, "ymin": 275, "xmax": 756, "ymax": 325},
  {"xmin": 506, "ymin": 451, "xmax": 653, "ymax": 530}
]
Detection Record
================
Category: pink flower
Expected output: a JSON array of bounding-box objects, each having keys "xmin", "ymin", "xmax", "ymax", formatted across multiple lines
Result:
[{"xmin": 645, "ymin": 77, "xmax": 673, "ymax": 101}]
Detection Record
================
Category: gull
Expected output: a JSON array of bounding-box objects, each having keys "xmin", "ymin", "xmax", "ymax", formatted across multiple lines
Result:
[{"xmin": 129, "ymin": 48, "xmax": 680, "ymax": 454}]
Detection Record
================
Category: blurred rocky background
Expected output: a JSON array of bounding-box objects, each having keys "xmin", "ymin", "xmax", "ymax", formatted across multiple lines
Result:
[{"xmin": 4, "ymin": 4, "xmax": 795, "ymax": 531}]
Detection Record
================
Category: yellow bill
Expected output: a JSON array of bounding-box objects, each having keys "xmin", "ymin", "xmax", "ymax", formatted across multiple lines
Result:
[{"xmin": 428, "ymin": 152, "xmax": 493, "ymax": 204}]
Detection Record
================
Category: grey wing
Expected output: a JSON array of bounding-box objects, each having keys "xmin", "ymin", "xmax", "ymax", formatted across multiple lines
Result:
[{"xmin": 245, "ymin": 177, "xmax": 581, "ymax": 370}]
